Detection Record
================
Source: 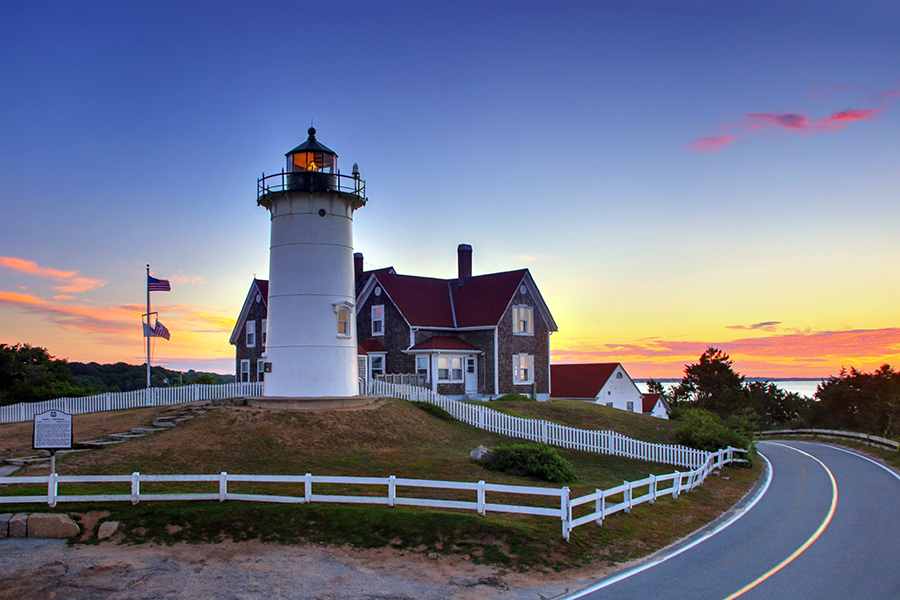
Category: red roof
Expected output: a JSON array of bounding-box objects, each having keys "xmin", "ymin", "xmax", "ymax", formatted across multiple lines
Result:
[
  {"xmin": 409, "ymin": 336, "xmax": 481, "ymax": 352},
  {"xmin": 372, "ymin": 269, "xmax": 529, "ymax": 328},
  {"xmin": 642, "ymin": 393, "xmax": 662, "ymax": 413},
  {"xmin": 255, "ymin": 279, "xmax": 269, "ymax": 302},
  {"xmin": 358, "ymin": 338, "xmax": 388, "ymax": 353},
  {"xmin": 550, "ymin": 363, "xmax": 620, "ymax": 399}
]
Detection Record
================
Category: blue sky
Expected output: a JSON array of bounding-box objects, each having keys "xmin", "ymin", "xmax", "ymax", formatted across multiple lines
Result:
[{"xmin": 1, "ymin": 1, "xmax": 898, "ymax": 377}]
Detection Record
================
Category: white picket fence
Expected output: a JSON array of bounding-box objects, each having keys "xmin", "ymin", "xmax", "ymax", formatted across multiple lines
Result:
[
  {"xmin": 0, "ymin": 382, "xmax": 264, "ymax": 425},
  {"xmin": 0, "ymin": 446, "xmax": 741, "ymax": 540},
  {"xmin": 368, "ymin": 380, "xmax": 710, "ymax": 470}
]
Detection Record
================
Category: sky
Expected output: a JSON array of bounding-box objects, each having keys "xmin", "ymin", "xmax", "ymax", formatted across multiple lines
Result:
[{"xmin": 1, "ymin": 0, "xmax": 898, "ymax": 379}]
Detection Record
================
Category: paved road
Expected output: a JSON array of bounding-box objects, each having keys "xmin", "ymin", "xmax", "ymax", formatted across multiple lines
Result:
[{"xmin": 566, "ymin": 441, "xmax": 900, "ymax": 600}]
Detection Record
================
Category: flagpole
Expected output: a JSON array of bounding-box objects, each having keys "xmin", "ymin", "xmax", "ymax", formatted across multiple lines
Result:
[{"xmin": 146, "ymin": 264, "xmax": 151, "ymax": 389}]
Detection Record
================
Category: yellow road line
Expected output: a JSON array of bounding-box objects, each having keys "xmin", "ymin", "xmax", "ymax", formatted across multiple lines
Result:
[{"xmin": 721, "ymin": 443, "xmax": 838, "ymax": 600}]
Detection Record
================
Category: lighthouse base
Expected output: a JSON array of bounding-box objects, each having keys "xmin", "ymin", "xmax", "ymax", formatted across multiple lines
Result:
[{"xmin": 245, "ymin": 395, "xmax": 379, "ymax": 412}]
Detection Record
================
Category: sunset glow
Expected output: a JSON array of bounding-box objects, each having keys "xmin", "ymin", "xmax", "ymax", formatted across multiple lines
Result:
[{"xmin": 1, "ymin": 2, "xmax": 897, "ymax": 378}]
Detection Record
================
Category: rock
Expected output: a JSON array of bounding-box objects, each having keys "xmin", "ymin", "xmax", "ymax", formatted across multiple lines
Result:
[
  {"xmin": 8, "ymin": 513, "xmax": 28, "ymax": 537},
  {"xmin": 0, "ymin": 513, "xmax": 10, "ymax": 538},
  {"xmin": 98, "ymin": 520, "xmax": 120, "ymax": 539},
  {"xmin": 27, "ymin": 513, "xmax": 80, "ymax": 538},
  {"xmin": 469, "ymin": 445, "xmax": 490, "ymax": 460},
  {"xmin": 449, "ymin": 577, "xmax": 479, "ymax": 587}
]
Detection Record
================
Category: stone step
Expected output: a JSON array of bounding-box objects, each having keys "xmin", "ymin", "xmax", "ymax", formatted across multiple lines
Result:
[
  {"xmin": 107, "ymin": 432, "xmax": 148, "ymax": 441},
  {"xmin": 130, "ymin": 426, "xmax": 166, "ymax": 434},
  {"xmin": 76, "ymin": 438, "xmax": 125, "ymax": 448}
]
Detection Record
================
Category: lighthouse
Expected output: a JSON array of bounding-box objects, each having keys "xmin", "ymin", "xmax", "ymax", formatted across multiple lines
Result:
[{"xmin": 256, "ymin": 128, "xmax": 366, "ymax": 397}]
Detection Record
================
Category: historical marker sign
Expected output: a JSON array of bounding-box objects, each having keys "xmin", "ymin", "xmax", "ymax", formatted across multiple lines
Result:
[{"xmin": 33, "ymin": 410, "xmax": 73, "ymax": 451}]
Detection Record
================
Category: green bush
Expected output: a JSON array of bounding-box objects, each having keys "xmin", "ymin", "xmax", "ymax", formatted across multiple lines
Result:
[
  {"xmin": 409, "ymin": 401, "xmax": 456, "ymax": 422},
  {"xmin": 674, "ymin": 408, "xmax": 752, "ymax": 453},
  {"xmin": 478, "ymin": 443, "xmax": 578, "ymax": 483}
]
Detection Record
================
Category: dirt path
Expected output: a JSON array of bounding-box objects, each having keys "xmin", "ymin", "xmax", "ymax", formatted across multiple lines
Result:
[{"xmin": 0, "ymin": 537, "xmax": 624, "ymax": 600}]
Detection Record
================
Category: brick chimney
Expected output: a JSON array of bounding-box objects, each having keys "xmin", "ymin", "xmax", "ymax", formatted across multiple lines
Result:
[
  {"xmin": 457, "ymin": 244, "xmax": 472, "ymax": 283},
  {"xmin": 354, "ymin": 252, "xmax": 364, "ymax": 282}
]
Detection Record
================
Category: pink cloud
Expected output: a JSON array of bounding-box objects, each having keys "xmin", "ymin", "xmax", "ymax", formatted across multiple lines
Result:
[
  {"xmin": 689, "ymin": 84, "xmax": 899, "ymax": 152},
  {"xmin": 0, "ymin": 256, "xmax": 107, "ymax": 292},
  {"xmin": 687, "ymin": 134, "xmax": 737, "ymax": 153},
  {"xmin": 746, "ymin": 113, "xmax": 810, "ymax": 130},
  {"xmin": 552, "ymin": 328, "xmax": 900, "ymax": 378}
]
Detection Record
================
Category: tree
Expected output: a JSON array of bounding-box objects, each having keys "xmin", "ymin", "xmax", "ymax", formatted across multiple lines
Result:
[
  {"xmin": 811, "ymin": 365, "xmax": 900, "ymax": 437},
  {"xmin": 671, "ymin": 347, "xmax": 747, "ymax": 418},
  {"xmin": 0, "ymin": 343, "xmax": 92, "ymax": 406},
  {"xmin": 745, "ymin": 381, "xmax": 807, "ymax": 429}
]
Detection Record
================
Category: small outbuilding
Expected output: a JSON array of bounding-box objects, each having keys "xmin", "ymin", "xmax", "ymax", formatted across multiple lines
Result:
[
  {"xmin": 641, "ymin": 392, "xmax": 671, "ymax": 420},
  {"xmin": 550, "ymin": 363, "xmax": 644, "ymax": 413}
]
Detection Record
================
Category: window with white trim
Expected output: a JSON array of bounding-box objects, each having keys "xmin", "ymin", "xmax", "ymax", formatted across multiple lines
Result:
[
  {"xmin": 512, "ymin": 305, "xmax": 533, "ymax": 335},
  {"xmin": 246, "ymin": 320, "xmax": 256, "ymax": 347},
  {"xmin": 370, "ymin": 354, "xmax": 385, "ymax": 377},
  {"xmin": 416, "ymin": 356, "xmax": 429, "ymax": 378},
  {"xmin": 261, "ymin": 319, "xmax": 267, "ymax": 347},
  {"xmin": 512, "ymin": 354, "xmax": 534, "ymax": 384},
  {"xmin": 627, "ymin": 401, "xmax": 634, "ymax": 412},
  {"xmin": 240, "ymin": 359, "xmax": 250, "ymax": 383},
  {"xmin": 372, "ymin": 305, "xmax": 384, "ymax": 336},
  {"xmin": 257, "ymin": 359, "xmax": 266, "ymax": 381},
  {"xmin": 437, "ymin": 356, "xmax": 463, "ymax": 382},
  {"xmin": 616, "ymin": 372, "xmax": 623, "ymax": 379},
  {"xmin": 337, "ymin": 308, "xmax": 350, "ymax": 337}
]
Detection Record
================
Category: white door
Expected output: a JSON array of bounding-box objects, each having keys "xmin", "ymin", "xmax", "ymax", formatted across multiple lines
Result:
[{"xmin": 465, "ymin": 356, "xmax": 477, "ymax": 394}]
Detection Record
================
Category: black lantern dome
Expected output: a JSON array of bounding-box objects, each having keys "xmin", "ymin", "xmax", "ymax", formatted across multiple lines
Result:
[{"xmin": 286, "ymin": 127, "xmax": 337, "ymax": 174}]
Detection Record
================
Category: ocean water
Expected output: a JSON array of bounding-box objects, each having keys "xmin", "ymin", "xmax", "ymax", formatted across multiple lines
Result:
[{"xmin": 636, "ymin": 379, "xmax": 823, "ymax": 399}]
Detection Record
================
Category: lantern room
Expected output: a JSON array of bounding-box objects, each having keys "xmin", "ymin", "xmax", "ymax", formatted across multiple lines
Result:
[{"xmin": 286, "ymin": 127, "xmax": 336, "ymax": 173}]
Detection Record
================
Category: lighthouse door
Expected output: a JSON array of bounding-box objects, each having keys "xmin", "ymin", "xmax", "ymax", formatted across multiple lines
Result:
[{"xmin": 465, "ymin": 356, "xmax": 477, "ymax": 395}]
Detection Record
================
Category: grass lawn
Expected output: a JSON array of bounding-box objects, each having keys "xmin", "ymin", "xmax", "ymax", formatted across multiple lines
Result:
[{"xmin": 0, "ymin": 398, "xmax": 760, "ymax": 572}]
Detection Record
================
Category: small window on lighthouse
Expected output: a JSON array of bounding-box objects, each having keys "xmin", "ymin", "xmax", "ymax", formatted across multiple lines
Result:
[{"xmin": 337, "ymin": 308, "xmax": 350, "ymax": 337}]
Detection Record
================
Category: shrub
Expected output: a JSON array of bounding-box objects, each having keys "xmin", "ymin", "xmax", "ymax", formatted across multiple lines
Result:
[
  {"xmin": 478, "ymin": 443, "xmax": 578, "ymax": 483},
  {"xmin": 674, "ymin": 408, "xmax": 752, "ymax": 453},
  {"xmin": 409, "ymin": 401, "xmax": 456, "ymax": 422}
]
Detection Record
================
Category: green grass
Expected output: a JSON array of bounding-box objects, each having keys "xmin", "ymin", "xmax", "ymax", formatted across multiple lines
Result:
[{"xmin": 0, "ymin": 398, "xmax": 760, "ymax": 571}]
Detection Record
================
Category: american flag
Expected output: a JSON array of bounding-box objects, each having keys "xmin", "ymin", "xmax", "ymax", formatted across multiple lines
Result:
[
  {"xmin": 153, "ymin": 320, "xmax": 170, "ymax": 340},
  {"xmin": 148, "ymin": 275, "xmax": 170, "ymax": 292}
]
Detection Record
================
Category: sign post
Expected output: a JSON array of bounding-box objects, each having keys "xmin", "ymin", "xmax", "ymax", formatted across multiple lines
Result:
[{"xmin": 33, "ymin": 410, "xmax": 73, "ymax": 475}]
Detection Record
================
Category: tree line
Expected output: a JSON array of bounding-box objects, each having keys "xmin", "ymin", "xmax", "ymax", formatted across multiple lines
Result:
[
  {"xmin": 0, "ymin": 343, "xmax": 234, "ymax": 407},
  {"xmin": 650, "ymin": 347, "xmax": 900, "ymax": 443}
]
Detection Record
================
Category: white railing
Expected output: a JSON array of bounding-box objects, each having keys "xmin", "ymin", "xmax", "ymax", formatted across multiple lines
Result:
[
  {"xmin": 0, "ymin": 382, "xmax": 264, "ymax": 425},
  {"xmin": 757, "ymin": 428, "xmax": 900, "ymax": 450},
  {"xmin": 369, "ymin": 380, "xmax": 710, "ymax": 470},
  {"xmin": 0, "ymin": 446, "xmax": 742, "ymax": 540}
]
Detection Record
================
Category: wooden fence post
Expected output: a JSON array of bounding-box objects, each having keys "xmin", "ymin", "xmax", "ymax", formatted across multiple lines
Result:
[
  {"xmin": 562, "ymin": 486, "xmax": 571, "ymax": 541},
  {"xmin": 131, "ymin": 472, "xmax": 141, "ymax": 504},
  {"xmin": 219, "ymin": 472, "xmax": 228, "ymax": 502},
  {"xmin": 388, "ymin": 475, "xmax": 396, "ymax": 507},
  {"xmin": 304, "ymin": 473, "xmax": 312, "ymax": 503},
  {"xmin": 477, "ymin": 480, "xmax": 486, "ymax": 516},
  {"xmin": 48, "ymin": 472, "xmax": 58, "ymax": 507}
]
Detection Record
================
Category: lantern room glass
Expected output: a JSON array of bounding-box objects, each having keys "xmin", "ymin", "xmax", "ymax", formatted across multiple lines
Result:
[{"xmin": 288, "ymin": 151, "xmax": 335, "ymax": 173}]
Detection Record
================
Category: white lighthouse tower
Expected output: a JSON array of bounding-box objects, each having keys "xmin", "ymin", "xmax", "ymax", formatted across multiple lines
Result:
[{"xmin": 257, "ymin": 128, "xmax": 366, "ymax": 398}]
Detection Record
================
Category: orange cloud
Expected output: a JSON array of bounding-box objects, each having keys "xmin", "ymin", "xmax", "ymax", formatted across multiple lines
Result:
[
  {"xmin": 553, "ymin": 328, "xmax": 900, "ymax": 379},
  {"xmin": 0, "ymin": 256, "xmax": 107, "ymax": 292}
]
